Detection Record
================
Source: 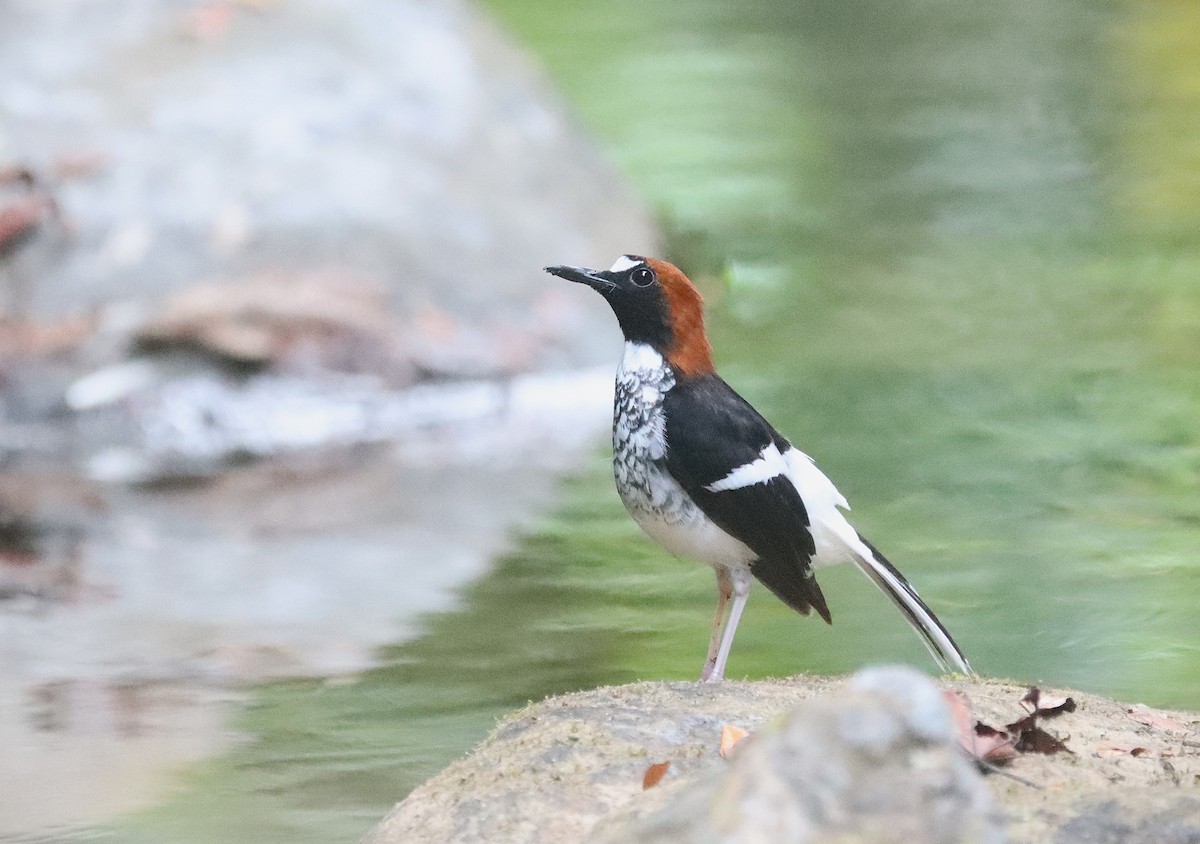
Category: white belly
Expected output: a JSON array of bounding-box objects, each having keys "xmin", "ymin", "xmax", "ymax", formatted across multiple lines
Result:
[{"xmin": 628, "ymin": 484, "xmax": 757, "ymax": 569}]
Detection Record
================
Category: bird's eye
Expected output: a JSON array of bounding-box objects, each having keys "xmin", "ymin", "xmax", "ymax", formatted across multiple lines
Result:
[{"xmin": 630, "ymin": 267, "xmax": 655, "ymax": 287}]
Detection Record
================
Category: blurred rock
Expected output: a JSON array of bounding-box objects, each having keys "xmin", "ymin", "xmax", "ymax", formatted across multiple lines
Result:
[
  {"xmin": 135, "ymin": 272, "xmax": 414, "ymax": 379},
  {"xmin": 0, "ymin": 313, "xmax": 96, "ymax": 364},
  {"xmin": 0, "ymin": 167, "xmax": 62, "ymax": 266},
  {"xmin": 0, "ymin": 0, "xmax": 653, "ymax": 341},
  {"xmin": 0, "ymin": 0, "xmax": 658, "ymax": 481},
  {"xmin": 132, "ymin": 271, "xmax": 559, "ymax": 382},
  {"xmin": 0, "ymin": 2, "xmax": 656, "ymax": 835},
  {"xmin": 69, "ymin": 364, "xmax": 613, "ymax": 483}
]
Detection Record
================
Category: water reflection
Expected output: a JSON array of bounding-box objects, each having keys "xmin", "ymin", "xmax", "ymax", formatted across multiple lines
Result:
[
  {"xmin": 483, "ymin": 0, "xmax": 1200, "ymax": 760},
  {"xmin": 0, "ymin": 675, "xmax": 238, "ymax": 838},
  {"xmin": 1117, "ymin": 1, "xmax": 1200, "ymax": 226},
  {"xmin": 0, "ymin": 366, "xmax": 611, "ymax": 839}
]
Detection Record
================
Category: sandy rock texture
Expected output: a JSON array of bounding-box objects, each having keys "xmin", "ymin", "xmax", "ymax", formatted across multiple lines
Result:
[
  {"xmin": 365, "ymin": 669, "xmax": 1200, "ymax": 844},
  {"xmin": 589, "ymin": 667, "xmax": 1004, "ymax": 844}
]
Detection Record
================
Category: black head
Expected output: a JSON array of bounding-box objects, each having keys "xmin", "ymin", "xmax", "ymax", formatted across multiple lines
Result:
[
  {"xmin": 545, "ymin": 255, "xmax": 714, "ymax": 375},
  {"xmin": 544, "ymin": 255, "xmax": 671, "ymax": 348}
]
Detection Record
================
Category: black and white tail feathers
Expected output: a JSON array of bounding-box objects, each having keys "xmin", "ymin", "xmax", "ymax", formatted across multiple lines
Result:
[{"xmin": 852, "ymin": 534, "xmax": 974, "ymax": 676}]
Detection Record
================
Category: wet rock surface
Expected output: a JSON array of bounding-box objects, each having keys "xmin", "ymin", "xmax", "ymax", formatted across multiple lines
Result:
[{"xmin": 365, "ymin": 672, "xmax": 1200, "ymax": 844}]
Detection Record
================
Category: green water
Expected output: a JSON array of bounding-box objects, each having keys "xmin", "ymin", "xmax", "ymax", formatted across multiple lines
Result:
[{"xmin": 119, "ymin": 0, "xmax": 1200, "ymax": 841}]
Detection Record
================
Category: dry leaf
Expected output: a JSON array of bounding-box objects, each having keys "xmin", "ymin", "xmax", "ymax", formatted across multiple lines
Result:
[
  {"xmin": 1006, "ymin": 713, "xmax": 1038, "ymax": 735},
  {"xmin": 1015, "ymin": 726, "xmax": 1072, "ymax": 755},
  {"xmin": 719, "ymin": 724, "xmax": 749, "ymax": 759},
  {"xmin": 973, "ymin": 723, "xmax": 1018, "ymax": 764},
  {"xmin": 945, "ymin": 691, "xmax": 1017, "ymax": 765},
  {"xmin": 959, "ymin": 687, "xmax": 1079, "ymax": 763},
  {"xmin": 1096, "ymin": 742, "xmax": 1151, "ymax": 758},
  {"xmin": 642, "ymin": 760, "xmax": 670, "ymax": 790},
  {"xmin": 1099, "ymin": 744, "xmax": 1152, "ymax": 758},
  {"xmin": 1019, "ymin": 686, "xmax": 1076, "ymax": 718},
  {"xmin": 1037, "ymin": 697, "xmax": 1076, "ymax": 718},
  {"xmin": 1126, "ymin": 705, "xmax": 1191, "ymax": 734}
]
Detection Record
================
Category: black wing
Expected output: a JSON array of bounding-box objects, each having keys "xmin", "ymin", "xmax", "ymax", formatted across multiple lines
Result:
[{"xmin": 662, "ymin": 375, "xmax": 831, "ymax": 623}]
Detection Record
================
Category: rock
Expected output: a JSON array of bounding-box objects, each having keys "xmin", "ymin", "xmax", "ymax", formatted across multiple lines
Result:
[
  {"xmin": 134, "ymin": 272, "xmax": 413, "ymax": 378},
  {"xmin": 132, "ymin": 271, "xmax": 559, "ymax": 382},
  {"xmin": 589, "ymin": 666, "xmax": 1003, "ymax": 844},
  {"xmin": 0, "ymin": 0, "xmax": 656, "ymax": 336},
  {"xmin": 0, "ymin": 0, "xmax": 657, "ymax": 470},
  {"xmin": 364, "ymin": 672, "xmax": 1200, "ymax": 844},
  {"xmin": 0, "ymin": 0, "xmax": 657, "ymax": 478},
  {"xmin": 362, "ymin": 677, "xmax": 834, "ymax": 844},
  {"xmin": 1051, "ymin": 793, "xmax": 1200, "ymax": 843}
]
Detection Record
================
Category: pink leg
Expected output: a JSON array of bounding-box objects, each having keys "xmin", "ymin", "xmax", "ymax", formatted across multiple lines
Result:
[
  {"xmin": 706, "ymin": 579, "xmax": 749, "ymax": 683},
  {"xmin": 700, "ymin": 569, "xmax": 733, "ymax": 682}
]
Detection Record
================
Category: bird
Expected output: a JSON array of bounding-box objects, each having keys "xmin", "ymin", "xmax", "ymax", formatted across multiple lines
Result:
[{"xmin": 545, "ymin": 255, "xmax": 973, "ymax": 682}]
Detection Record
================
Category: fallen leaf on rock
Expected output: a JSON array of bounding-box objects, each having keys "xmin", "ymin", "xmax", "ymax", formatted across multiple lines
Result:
[
  {"xmin": 1126, "ymin": 704, "xmax": 1191, "ymax": 734},
  {"xmin": 1020, "ymin": 687, "xmax": 1076, "ymax": 718},
  {"xmin": 972, "ymin": 722, "xmax": 1018, "ymax": 764},
  {"xmin": 719, "ymin": 724, "xmax": 749, "ymax": 759},
  {"xmin": 1004, "ymin": 691, "xmax": 1074, "ymax": 756},
  {"xmin": 952, "ymin": 687, "xmax": 1077, "ymax": 766},
  {"xmin": 1006, "ymin": 712, "xmax": 1038, "ymax": 735},
  {"xmin": 1014, "ymin": 726, "xmax": 1073, "ymax": 755},
  {"xmin": 1096, "ymin": 743, "xmax": 1151, "ymax": 758},
  {"xmin": 946, "ymin": 691, "xmax": 1017, "ymax": 765},
  {"xmin": 642, "ymin": 761, "xmax": 670, "ymax": 790}
]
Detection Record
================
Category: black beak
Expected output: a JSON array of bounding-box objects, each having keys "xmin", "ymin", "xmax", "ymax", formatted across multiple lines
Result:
[{"xmin": 544, "ymin": 264, "xmax": 610, "ymax": 291}]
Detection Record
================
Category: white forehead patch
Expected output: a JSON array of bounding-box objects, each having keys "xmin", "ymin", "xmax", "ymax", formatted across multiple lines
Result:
[{"xmin": 609, "ymin": 255, "xmax": 643, "ymax": 273}]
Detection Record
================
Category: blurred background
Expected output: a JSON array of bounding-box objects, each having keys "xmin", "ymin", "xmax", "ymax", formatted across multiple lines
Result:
[{"xmin": 1, "ymin": 0, "xmax": 1198, "ymax": 841}]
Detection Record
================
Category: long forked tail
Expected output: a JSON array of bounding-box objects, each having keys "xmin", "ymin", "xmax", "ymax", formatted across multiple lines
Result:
[{"xmin": 852, "ymin": 534, "xmax": 974, "ymax": 676}]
